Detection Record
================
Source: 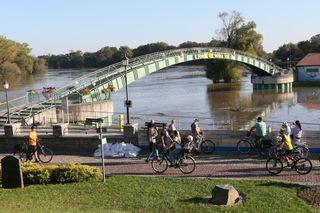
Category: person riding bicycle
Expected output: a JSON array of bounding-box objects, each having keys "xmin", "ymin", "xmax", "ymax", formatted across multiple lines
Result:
[
  {"xmin": 281, "ymin": 121, "xmax": 291, "ymax": 137},
  {"xmin": 249, "ymin": 117, "xmax": 267, "ymax": 146},
  {"xmin": 28, "ymin": 125, "xmax": 40, "ymax": 162},
  {"xmin": 279, "ymin": 128, "xmax": 294, "ymax": 166},
  {"xmin": 290, "ymin": 120, "xmax": 303, "ymax": 147},
  {"xmin": 161, "ymin": 123, "xmax": 172, "ymax": 150},
  {"xmin": 191, "ymin": 118, "xmax": 201, "ymax": 147},
  {"xmin": 169, "ymin": 130, "xmax": 182, "ymax": 165},
  {"xmin": 168, "ymin": 118, "xmax": 177, "ymax": 137}
]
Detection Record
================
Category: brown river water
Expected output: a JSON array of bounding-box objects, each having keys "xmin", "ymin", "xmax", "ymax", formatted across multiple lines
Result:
[{"xmin": 1, "ymin": 66, "xmax": 320, "ymax": 130}]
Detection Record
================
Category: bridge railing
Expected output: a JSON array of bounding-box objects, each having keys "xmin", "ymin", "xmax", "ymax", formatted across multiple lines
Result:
[
  {"xmin": 0, "ymin": 95, "xmax": 28, "ymax": 114},
  {"xmin": 0, "ymin": 47, "xmax": 285, "ymax": 114}
]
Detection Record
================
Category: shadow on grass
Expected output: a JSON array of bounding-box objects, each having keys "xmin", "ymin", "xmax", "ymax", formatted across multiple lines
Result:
[
  {"xmin": 257, "ymin": 181, "xmax": 301, "ymax": 188},
  {"xmin": 178, "ymin": 197, "xmax": 212, "ymax": 205}
]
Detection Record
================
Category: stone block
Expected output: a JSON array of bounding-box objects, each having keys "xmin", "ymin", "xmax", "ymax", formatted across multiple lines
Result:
[
  {"xmin": 1, "ymin": 156, "xmax": 24, "ymax": 188},
  {"xmin": 52, "ymin": 123, "xmax": 69, "ymax": 137},
  {"xmin": 123, "ymin": 123, "xmax": 139, "ymax": 144},
  {"xmin": 4, "ymin": 123, "xmax": 21, "ymax": 137},
  {"xmin": 211, "ymin": 184, "xmax": 239, "ymax": 205}
]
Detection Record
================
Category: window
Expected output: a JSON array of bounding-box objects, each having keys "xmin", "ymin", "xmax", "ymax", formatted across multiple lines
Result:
[{"xmin": 306, "ymin": 68, "xmax": 319, "ymax": 73}]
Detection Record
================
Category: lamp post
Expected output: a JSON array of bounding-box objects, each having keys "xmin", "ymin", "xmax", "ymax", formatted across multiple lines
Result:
[
  {"xmin": 122, "ymin": 55, "xmax": 131, "ymax": 124},
  {"xmin": 286, "ymin": 57, "xmax": 290, "ymax": 69},
  {"xmin": 3, "ymin": 80, "xmax": 10, "ymax": 123}
]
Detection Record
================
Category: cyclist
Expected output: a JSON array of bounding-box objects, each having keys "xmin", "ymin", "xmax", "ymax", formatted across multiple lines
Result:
[
  {"xmin": 169, "ymin": 130, "xmax": 182, "ymax": 165},
  {"xmin": 161, "ymin": 123, "xmax": 172, "ymax": 150},
  {"xmin": 28, "ymin": 125, "xmax": 40, "ymax": 162},
  {"xmin": 279, "ymin": 128, "xmax": 294, "ymax": 166},
  {"xmin": 145, "ymin": 120, "xmax": 159, "ymax": 163},
  {"xmin": 168, "ymin": 118, "xmax": 177, "ymax": 137},
  {"xmin": 249, "ymin": 117, "xmax": 267, "ymax": 145},
  {"xmin": 290, "ymin": 120, "xmax": 302, "ymax": 146},
  {"xmin": 191, "ymin": 118, "xmax": 201, "ymax": 147},
  {"xmin": 281, "ymin": 121, "xmax": 291, "ymax": 137}
]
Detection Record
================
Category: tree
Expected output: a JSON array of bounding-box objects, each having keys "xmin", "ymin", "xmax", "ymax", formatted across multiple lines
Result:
[
  {"xmin": 133, "ymin": 42, "xmax": 174, "ymax": 57},
  {"xmin": 33, "ymin": 57, "xmax": 47, "ymax": 73},
  {"xmin": 68, "ymin": 50, "xmax": 84, "ymax": 68},
  {"xmin": 272, "ymin": 43, "xmax": 303, "ymax": 67},
  {"xmin": 310, "ymin": 34, "xmax": 320, "ymax": 52},
  {"xmin": 206, "ymin": 11, "xmax": 264, "ymax": 82},
  {"xmin": 0, "ymin": 36, "xmax": 47, "ymax": 80},
  {"xmin": 216, "ymin": 11, "xmax": 244, "ymax": 48}
]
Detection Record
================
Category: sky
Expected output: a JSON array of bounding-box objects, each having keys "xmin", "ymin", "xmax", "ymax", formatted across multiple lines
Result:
[{"xmin": 0, "ymin": 0, "xmax": 319, "ymax": 56}]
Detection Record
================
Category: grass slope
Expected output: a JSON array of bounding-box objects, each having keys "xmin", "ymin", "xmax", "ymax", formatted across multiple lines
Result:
[{"xmin": 0, "ymin": 176, "xmax": 317, "ymax": 213}]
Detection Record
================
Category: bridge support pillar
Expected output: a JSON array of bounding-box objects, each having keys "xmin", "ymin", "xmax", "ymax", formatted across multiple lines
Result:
[
  {"xmin": 123, "ymin": 123, "xmax": 139, "ymax": 145},
  {"xmin": 251, "ymin": 74, "xmax": 293, "ymax": 92}
]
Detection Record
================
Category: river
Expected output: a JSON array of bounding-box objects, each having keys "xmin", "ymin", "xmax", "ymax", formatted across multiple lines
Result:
[{"xmin": 1, "ymin": 66, "xmax": 320, "ymax": 130}]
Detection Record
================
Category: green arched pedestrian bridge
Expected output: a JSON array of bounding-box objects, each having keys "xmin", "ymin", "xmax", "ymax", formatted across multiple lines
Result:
[
  {"xmin": 55, "ymin": 47, "xmax": 285, "ymax": 102},
  {"xmin": 0, "ymin": 47, "xmax": 288, "ymax": 125}
]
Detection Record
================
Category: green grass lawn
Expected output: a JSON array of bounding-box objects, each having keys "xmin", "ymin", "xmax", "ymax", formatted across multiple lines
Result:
[{"xmin": 0, "ymin": 176, "xmax": 317, "ymax": 213}]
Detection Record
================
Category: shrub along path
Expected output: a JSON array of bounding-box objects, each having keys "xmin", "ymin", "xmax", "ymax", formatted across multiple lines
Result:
[{"xmin": 21, "ymin": 152, "xmax": 320, "ymax": 185}]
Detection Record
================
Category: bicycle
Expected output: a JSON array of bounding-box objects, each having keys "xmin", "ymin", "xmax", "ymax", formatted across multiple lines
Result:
[
  {"xmin": 237, "ymin": 131, "xmax": 273, "ymax": 156},
  {"xmin": 151, "ymin": 147, "xmax": 196, "ymax": 174},
  {"xmin": 268, "ymin": 136, "xmax": 309, "ymax": 158},
  {"xmin": 182, "ymin": 133, "xmax": 215, "ymax": 155},
  {"xmin": 14, "ymin": 140, "xmax": 53, "ymax": 163},
  {"xmin": 266, "ymin": 151, "xmax": 312, "ymax": 175}
]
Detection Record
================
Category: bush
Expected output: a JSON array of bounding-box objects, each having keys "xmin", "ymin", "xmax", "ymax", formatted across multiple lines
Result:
[
  {"xmin": 50, "ymin": 164, "xmax": 101, "ymax": 184},
  {"xmin": 22, "ymin": 163, "xmax": 52, "ymax": 184},
  {"xmin": 20, "ymin": 163, "xmax": 101, "ymax": 185}
]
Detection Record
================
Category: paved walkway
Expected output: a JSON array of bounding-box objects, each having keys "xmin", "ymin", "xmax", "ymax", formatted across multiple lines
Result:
[{"xmin": 4, "ymin": 152, "xmax": 318, "ymax": 185}]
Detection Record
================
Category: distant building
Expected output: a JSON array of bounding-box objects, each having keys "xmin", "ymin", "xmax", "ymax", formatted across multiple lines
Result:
[{"xmin": 295, "ymin": 53, "xmax": 320, "ymax": 82}]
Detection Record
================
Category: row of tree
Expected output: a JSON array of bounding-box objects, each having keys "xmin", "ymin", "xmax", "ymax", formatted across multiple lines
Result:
[
  {"xmin": 0, "ymin": 36, "xmax": 47, "ymax": 81},
  {"xmin": 39, "ymin": 11, "xmax": 320, "ymax": 83},
  {"xmin": 1, "ymin": 11, "xmax": 319, "ymax": 83},
  {"xmin": 272, "ymin": 34, "xmax": 320, "ymax": 66}
]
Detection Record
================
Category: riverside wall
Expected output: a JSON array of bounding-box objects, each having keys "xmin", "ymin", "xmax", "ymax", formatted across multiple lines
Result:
[{"xmin": 0, "ymin": 130, "xmax": 319, "ymax": 155}]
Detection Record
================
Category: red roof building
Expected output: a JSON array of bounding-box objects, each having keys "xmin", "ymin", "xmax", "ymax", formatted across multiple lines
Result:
[
  {"xmin": 295, "ymin": 53, "xmax": 320, "ymax": 82},
  {"xmin": 296, "ymin": 53, "xmax": 320, "ymax": 66}
]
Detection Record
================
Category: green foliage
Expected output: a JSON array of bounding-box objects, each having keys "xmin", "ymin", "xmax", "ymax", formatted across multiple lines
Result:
[
  {"xmin": 22, "ymin": 163, "xmax": 52, "ymax": 184},
  {"xmin": 50, "ymin": 164, "xmax": 101, "ymax": 183},
  {"xmin": 206, "ymin": 60, "xmax": 243, "ymax": 83},
  {"xmin": 33, "ymin": 57, "xmax": 47, "ymax": 73},
  {"xmin": 273, "ymin": 34, "xmax": 320, "ymax": 67},
  {"xmin": 206, "ymin": 11, "xmax": 262, "ymax": 83},
  {"xmin": 0, "ymin": 61, "xmax": 21, "ymax": 76},
  {"xmin": 20, "ymin": 163, "xmax": 101, "ymax": 185},
  {"xmin": 0, "ymin": 36, "xmax": 47, "ymax": 80}
]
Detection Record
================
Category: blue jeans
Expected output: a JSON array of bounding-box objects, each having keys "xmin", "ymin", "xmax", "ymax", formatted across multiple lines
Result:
[
  {"xmin": 169, "ymin": 146, "xmax": 182, "ymax": 164},
  {"xmin": 146, "ymin": 143, "xmax": 159, "ymax": 161}
]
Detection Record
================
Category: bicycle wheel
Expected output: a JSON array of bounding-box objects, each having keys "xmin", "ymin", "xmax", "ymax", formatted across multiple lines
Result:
[
  {"xmin": 294, "ymin": 158, "xmax": 312, "ymax": 175},
  {"xmin": 266, "ymin": 158, "xmax": 283, "ymax": 175},
  {"xmin": 200, "ymin": 139, "xmax": 215, "ymax": 154},
  {"xmin": 178, "ymin": 156, "xmax": 196, "ymax": 174},
  {"xmin": 151, "ymin": 157, "xmax": 168, "ymax": 173},
  {"xmin": 237, "ymin": 140, "xmax": 252, "ymax": 154},
  {"xmin": 38, "ymin": 147, "xmax": 53, "ymax": 163},
  {"xmin": 294, "ymin": 146, "xmax": 309, "ymax": 158},
  {"xmin": 19, "ymin": 152, "xmax": 29, "ymax": 163}
]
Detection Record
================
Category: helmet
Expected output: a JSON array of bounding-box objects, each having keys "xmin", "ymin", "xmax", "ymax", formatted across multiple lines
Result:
[
  {"xmin": 187, "ymin": 135, "xmax": 193, "ymax": 142},
  {"xmin": 282, "ymin": 121, "xmax": 288, "ymax": 127}
]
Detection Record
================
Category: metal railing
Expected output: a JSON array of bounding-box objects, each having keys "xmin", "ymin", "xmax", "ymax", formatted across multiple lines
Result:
[{"xmin": 0, "ymin": 47, "xmax": 284, "ymax": 115}]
